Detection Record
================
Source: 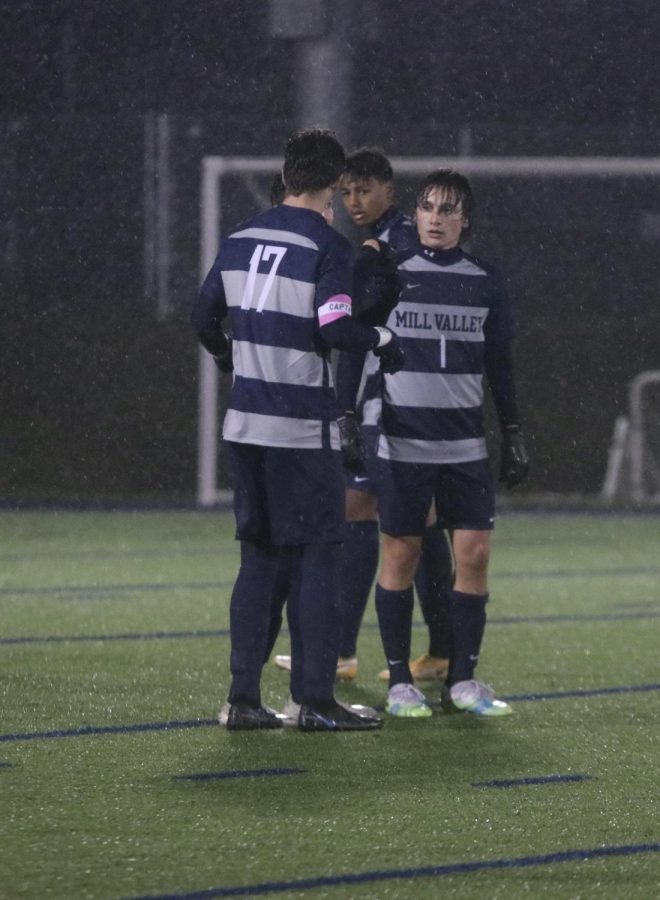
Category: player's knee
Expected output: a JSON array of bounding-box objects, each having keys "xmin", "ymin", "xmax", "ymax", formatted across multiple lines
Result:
[{"xmin": 456, "ymin": 537, "xmax": 490, "ymax": 578}]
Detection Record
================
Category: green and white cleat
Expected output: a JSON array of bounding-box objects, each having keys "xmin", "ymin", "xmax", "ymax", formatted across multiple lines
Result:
[
  {"xmin": 447, "ymin": 680, "xmax": 512, "ymax": 717},
  {"xmin": 386, "ymin": 683, "xmax": 432, "ymax": 718}
]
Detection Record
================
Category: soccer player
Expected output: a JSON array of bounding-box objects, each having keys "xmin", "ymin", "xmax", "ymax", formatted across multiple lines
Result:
[
  {"xmin": 275, "ymin": 148, "xmax": 454, "ymax": 683},
  {"xmin": 375, "ymin": 168, "xmax": 529, "ymax": 718},
  {"xmin": 191, "ymin": 128, "xmax": 403, "ymax": 731},
  {"xmin": 337, "ymin": 149, "xmax": 454, "ymax": 683}
]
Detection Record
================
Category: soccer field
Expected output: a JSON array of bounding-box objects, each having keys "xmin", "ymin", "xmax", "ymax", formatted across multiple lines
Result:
[{"xmin": 1, "ymin": 509, "xmax": 659, "ymax": 899}]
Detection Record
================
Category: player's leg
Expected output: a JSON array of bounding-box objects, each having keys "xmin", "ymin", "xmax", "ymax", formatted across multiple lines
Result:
[
  {"xmin": 438, "ymin": 461, "xmax": 511, "ymax": 717},
  {"xmin": 221, "ymin": 442, "xmax": 284, "ymax": 729},
  {"xmin": 269, "ymin": 446, "xmax": 382, "ymax": 731},
  {"xmin": 337, "ymin": 486, "xmax": 379, "ymax": 674},
  {"xmin": 410, "ymin": 503, "xmax": 453, "ymax": 680},
  {"xmin": 376, "ymin": 459, "xmax": 434, "ymax": 717}
]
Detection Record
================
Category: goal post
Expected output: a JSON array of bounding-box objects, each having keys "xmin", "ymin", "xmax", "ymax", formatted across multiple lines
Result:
[{"xmin": 197, "ymin": 154, "xmax": 660, "ymax": 507}]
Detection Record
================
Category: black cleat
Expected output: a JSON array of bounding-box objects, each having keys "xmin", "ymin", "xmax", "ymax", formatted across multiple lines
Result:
[
  {"xmin": 298, "ymin": 701, "xmax": 383, "ymax": 732},
  {"xmin": 225, "ymin": 702, "xmax": 284, "ymax": 731}
]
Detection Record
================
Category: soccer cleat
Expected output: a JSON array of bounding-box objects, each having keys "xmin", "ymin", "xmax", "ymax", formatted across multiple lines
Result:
[
  {"xmin": 273, "ymin": 654, "xmax": 293, "ymax": 672},
  {"xmin": 281, "ymin": 695, "xmax": 380, "ymax": 727},
  {"xmin": 335, "ymin": 656, "xmax": 358, "ymax": 681},
  {"xmin": 385, "ymin": 683, "xmax": 433, "ymax": 718},
  {"xmin": 444, "ymin": 679, "xmax": 512, "ymax": 717},
  {"xmin": 220, "ymin": 701, "xmax": 284, "ymax": 731},
  {"xmin": 273, "ymin": 654, "xmax": 358, "ymax": 681},
  {"xmin": 298, "ymin": 700, "xmax": 383, "ymax": 731},
  {"xmin": 378, "ymin": 654, "xmax": 449, "ymax": 683}
]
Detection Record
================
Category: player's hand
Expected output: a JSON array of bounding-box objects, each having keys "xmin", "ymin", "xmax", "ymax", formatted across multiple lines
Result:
[
  {"xmin": 499, "ymin": 425, "xmax": 530, "ymax": 487},
  {"xmin": 213, "ymin": 335, "xmax": 233, "ymax": 373},
  {"xmin": 337, "ymin": 412, "xmax": 367, "ymax": 475},
  {"xmin": 373, "ymin": 327, "xmax": 405, "ymax": 374}
]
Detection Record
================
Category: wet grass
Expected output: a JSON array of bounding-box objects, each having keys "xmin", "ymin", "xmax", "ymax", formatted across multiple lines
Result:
[{"xmin": 1, "ymin": 509, "xmax": 659, "ymax": 899}]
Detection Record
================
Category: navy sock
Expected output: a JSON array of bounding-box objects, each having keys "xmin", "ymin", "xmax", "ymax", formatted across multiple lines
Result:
[
  {"xmin": 375, "ymin": 584, "xmax": 414, "ymax": 687},
  {"xmin": 228, "ymin": 541, "xmax": 292, "ymax": 705},
  {"xmin": 296, "ymin": 542, "xmax": 341, "ymax": 705},
  {"xmin": 446, "ymin": 590, "xmax": 488, "ymax": 686},
  {"xmin": 414, "ymin": 526, "xmax": 453, "ymax": 659},
  {"xmin": 338, "ymin": 520, "xmax": 379, "ymax": 657}
]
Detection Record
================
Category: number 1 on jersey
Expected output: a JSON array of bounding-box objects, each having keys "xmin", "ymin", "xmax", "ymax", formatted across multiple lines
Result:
[
  {"xmin": 241, "ymin": 244, "xmax": 287, "ymax": 312},
  {"xmin": 439, "ymin": 334, "xmax": 447, "ymax": 369}
]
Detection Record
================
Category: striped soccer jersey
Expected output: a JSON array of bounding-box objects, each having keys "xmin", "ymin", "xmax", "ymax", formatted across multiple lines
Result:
[
  {"xmin": 198, "ymin": 204, "xmax": 356, "ymax": 450},
  {"xmin": 357, "ymin": 207, "xmax": 417, "ymax": 428},
  {"xmin": 377, "ymin": 242, "xmax": 515, "ymax": 465}
]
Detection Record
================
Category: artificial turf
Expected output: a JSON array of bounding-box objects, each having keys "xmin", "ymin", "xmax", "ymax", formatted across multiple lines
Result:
[{"xmin": 1, "ymin": 509, "xmax": 659, "ymax": 898}]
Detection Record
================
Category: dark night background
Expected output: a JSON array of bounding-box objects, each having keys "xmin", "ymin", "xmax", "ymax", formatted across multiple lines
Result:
[{"xmin": 3, "ymin": 0, "xmax": 660, "ymax": 505}]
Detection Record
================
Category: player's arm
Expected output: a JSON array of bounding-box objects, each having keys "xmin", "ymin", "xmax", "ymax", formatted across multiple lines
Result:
[
  {"xmin": 316, "ymin": 235, "xmax": 404, "ymax": 369},
  {"xmin": 484, "ymin": 337, "xmax": 529, "ymax": 487},
  {"xmin": 190, "ymin": 257, "xmax": 233, "ymax": 371},
  {"xmin": 351, "ymin": 240, "xmax": 401, "ymax": 326}
]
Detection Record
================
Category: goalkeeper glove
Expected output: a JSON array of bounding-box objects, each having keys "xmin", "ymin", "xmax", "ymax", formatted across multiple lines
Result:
[
  {"xmin": 372, "ymin": 326, "xmax": 405, "ymax": 374},
  {"xmin": 499, "ymin": 425, "xmax": 530, "ymax": 487},
  {"xmin": 213, "ymin": 335, "xmax": 233, "ymax": 373},
  {"xmin": 337, "ymin": 412, "xmax": 367, "ymax": 475}
]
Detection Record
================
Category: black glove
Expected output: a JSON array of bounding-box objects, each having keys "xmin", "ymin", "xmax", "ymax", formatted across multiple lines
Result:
[
  {"xmin": 373, "ymin": 327, "xmax": 405, "ymax": 374},
  {"xmin": 213, "ymin": 335, "xmax": 233, "ymax": 373},
  {"xmin": 355, "ymin": 241, "xmax": 400, "ymax": 326},
  {"xmin": 499, "ymin": 425, "xmax": 530, "ymax": 487},
  {"xmin": 337, "ymin": 412, "xmax": 367, "ymax": 475}
]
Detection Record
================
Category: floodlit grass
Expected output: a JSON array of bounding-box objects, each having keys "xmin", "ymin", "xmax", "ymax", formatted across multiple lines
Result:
[{"xmin": 1, "ymin": 509, "xmax": 659, "ymax": 899}]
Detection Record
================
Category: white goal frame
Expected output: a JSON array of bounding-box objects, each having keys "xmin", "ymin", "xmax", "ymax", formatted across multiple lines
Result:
[{"xmin": 197, "ymin": 154, "xmax": 660, "ymax": 506}]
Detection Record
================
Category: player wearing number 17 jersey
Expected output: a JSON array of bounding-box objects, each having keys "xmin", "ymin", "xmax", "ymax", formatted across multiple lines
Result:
[{"xmin": 191, "ymin": 128, "xmax": 403, "ymax": 732}]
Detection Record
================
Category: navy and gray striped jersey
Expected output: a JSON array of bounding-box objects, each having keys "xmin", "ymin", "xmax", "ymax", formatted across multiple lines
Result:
[
  {"xmin": 196, "ymin": 204, "xmax": 357, "ymax": 451},
  {"xmin": 356, "ymin": 206, "xmax": 417, "ymax": 426},
  {"xmin": 378, "ymin": 242, "xmax": 515, "ymax": 465}
]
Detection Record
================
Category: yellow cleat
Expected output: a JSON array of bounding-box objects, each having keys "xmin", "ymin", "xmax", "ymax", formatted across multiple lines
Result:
[
  {"xmin": 335, "ymin": 656, "xmax": 358, "ymax": 681},
  {"xmin": 378, "ymin": 654, "xmax": 449, "ymax": 682}
]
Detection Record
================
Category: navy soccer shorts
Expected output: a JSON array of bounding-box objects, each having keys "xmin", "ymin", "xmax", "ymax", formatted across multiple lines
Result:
[
  {"xmin": 344, "ymin": 424, "xmax": 380, "ymax": 495},
  {"xmin": 227, "ymin": 442, "xmax": 345, "ymax": 546},
  {"xmin": 377, "ymin": 457, "xmax": 495, "ymax": 536}
]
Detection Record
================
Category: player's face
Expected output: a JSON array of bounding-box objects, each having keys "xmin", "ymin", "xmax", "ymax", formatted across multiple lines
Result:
[
  {"xmin": 340, "ymin": 176, "xmax": 393, "ymax": 226},
  {"xmin": 416, "ymin": 187, "xmax": 466, "ymax": 250}
]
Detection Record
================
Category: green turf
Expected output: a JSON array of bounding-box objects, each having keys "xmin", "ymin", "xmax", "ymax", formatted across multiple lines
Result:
[{"xmin": 1, "ymin": 510, "xmax": 659, "ymax": 899}]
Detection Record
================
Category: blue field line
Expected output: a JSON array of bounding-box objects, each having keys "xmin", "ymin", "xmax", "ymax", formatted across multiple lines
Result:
[
  {"xmin": 500, "ymin": 683, "xmax": 660, "ymax": 702},
  {"xmin": 2, "ymin": 608, "xmax": 659, "ymax": 645},
  {"xmin": 0, "ymin": 719, "xmax": 217, "ymax": 743},
  {"xmin": 2, "ymin": 563, "xmax": 660, "ymax": 601},
  {"xmin": 174, "ymin": 768, "xmax": 303, "ymax": 782},
  {"xmin": 128, "ymin": 841, "xmax": 660, "ymax": 899},
  {"xmin": 2, "ymin": 682, "xmax": 659, "ymax": 744},
  {"xmin": 0, "ymin": 580, "xmax": 233, "ymax": 599},
  {"xmin": 0, "ymin": 547, "xmax": 232, "ymax": 563},
  {"xmin": 0, "ymin": 629, "xmax": 232, "ymax": 645},
  {"xmin": 472, "ymin": 773, "xmax": 593, "ymax": 788}
]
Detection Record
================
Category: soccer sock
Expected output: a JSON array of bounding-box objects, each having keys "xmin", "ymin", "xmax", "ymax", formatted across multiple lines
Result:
[
  {"xmin": 446, "ymin": 590, "xmax": 488, "ymax": 686},
  {"xmin": 228, "ymin": 540, "xmax": 288, "ymax": 706},
  {"xmin": 413, "ymin": 526, "xmax": 453, "ymax": 659},
  {"xmin": 337, "ymin": 519, "xmax": 379, "ymax": 658},
  {"xmin": 375, "ymin": 584, "xmax": 414, "ymax": 687},
  {"xmin": 297, "ymin": 541, "xmax": 341, "ymax": 705}
]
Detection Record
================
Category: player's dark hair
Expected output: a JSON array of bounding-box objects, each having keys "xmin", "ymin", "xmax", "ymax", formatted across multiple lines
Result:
[
  {"xmin": 344, "ymin": 147, "xmax": 393, "ymax": 183},
  {"xmin": 282, "ymin": 128, "xmax": 346, "ymax": 195},
  {"xmin": 415, "ymin": 169, "xmax": 474, "ymax": 231},
  {"xmin": 270, "ymin": 173, "xmax": 286, "ymax": 206}
]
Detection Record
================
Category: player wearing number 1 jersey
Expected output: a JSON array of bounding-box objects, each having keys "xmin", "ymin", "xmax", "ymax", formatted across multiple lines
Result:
[
  {"xmin": 191, "ymin": 128, "xmax": 403, "ymax": 732},
  {"xmin": 375, "ymin": 169, "xmax": 530, "ymax": 719}
]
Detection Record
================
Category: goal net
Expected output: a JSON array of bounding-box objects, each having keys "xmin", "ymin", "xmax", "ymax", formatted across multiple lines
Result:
[{"xmin": 197, "ymin": 155, "xmax": 660, "ymax": 506}]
